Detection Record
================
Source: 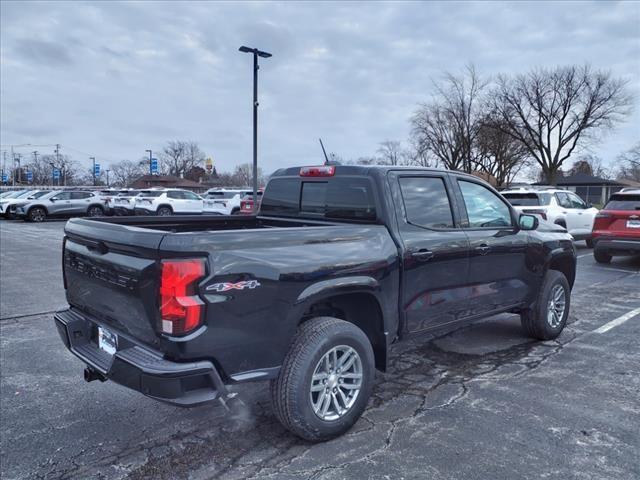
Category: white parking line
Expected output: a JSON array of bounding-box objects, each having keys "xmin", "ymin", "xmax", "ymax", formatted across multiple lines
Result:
[
  {"xmin": 593, "ymin": 307, "xmax": 640, "ymax": 334},
  {"xmin": 577, "ymin": 253, "xmax": 592, "ymax": 259}
]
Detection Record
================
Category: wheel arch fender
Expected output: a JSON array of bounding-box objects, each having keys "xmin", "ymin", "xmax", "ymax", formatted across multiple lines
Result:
[
  {"xmin": 27, "ymin": 204, "xmax": 48, "ymax": 215},
  {"xmin": 156, "ymin": 204, "xmax": 173, "ymax": 212},
  {"xmin": 545, "ymin": 250, "xmax": 576, "ymax": 290},
  {"xmin": 288, "ymin": 276, "xmax": 390, "ymax": 371}
]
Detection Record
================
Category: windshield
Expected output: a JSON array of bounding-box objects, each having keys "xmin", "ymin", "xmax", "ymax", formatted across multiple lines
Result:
[
  {"xmin": 28, "ymin": 191, "xmax": 51, "ymax": 199},
  {"xmin": 604, "ymin": 194, "xmax": 640, "ymax": 211},
  {"xmin": 1, "ymin": 191, "xmax": 26, "ymax": 199}
]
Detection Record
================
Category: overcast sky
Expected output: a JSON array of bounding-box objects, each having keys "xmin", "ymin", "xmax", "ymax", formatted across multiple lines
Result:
[{"xmin": 1, "ymin": 0, "xmax": 639, "ymax": 175}]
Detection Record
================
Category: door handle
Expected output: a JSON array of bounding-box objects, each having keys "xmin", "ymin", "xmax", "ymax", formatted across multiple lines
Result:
[
  {"xmin": 475, "ymin": 245, "xmax": 491, "ymax": 255},
  {"xmin": 411, "ymin": 249, "xmax": 434, "ymax": 261}
]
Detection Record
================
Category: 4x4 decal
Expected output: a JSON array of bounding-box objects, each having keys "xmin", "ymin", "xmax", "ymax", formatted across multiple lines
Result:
[{"xmin": 206, "ymin": 280, "xmax": 261, "ymax": 292}]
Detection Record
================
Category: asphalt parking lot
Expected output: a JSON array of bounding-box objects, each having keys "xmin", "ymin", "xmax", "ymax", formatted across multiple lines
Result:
[{"xmin": 1, "ymin": 219, "xmax": 639, "ymax": 480}]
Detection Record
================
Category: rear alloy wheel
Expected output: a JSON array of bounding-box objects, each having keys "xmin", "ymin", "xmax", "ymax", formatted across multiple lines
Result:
[
  {"xmin": 157, "ymin": 206, "xmax": 172, "ymax": 216},
  {"xmin": 270, "ymin": 317, "xmax": 374, "ymax": 442},
  {"xmin": 87, "ymin": 205, "xmax": 104, "ymax": 217},
  {"xmin": 594, "ymin": 249, "xmax": 612, "ymax": 264},
  {"xmin": 28, "ymin": 207, "xmax": 46, "ymax": 222}
]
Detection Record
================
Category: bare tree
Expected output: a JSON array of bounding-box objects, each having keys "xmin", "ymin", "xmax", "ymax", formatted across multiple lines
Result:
[
  {"xmin": 161, "ymin": 141, "xmax": 205, "ymax": 177},
  {"xmin": 476, "ymin": 115, "xmax": 530, "ymax": 187},
  {"xmin": 567, "ymin": 154, "xmax": 610, "ymax": 179},
  {"xmin": 111, "ymin": 159, "xmax": 145, "ymax": 187},
  {"xmin": 411, "ymin": 64, "xmax": 486, "ymax": 172},
  {"xmin": 228, "ymin": 163, "xmax": 265, "ymax": 187},
  {"xmin": 616, "ymin": 142, "xmax": 640, "ymax": 182},
  {"xmin": 377, "ymin": 140, "xmax": 403, "ymax": 165},
  {"xmin": 490, "ymin": 64, "xmax": 633, "ymax": 184}
]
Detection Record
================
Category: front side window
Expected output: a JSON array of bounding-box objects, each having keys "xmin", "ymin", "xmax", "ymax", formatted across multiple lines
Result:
[
  {"xmin": 399, "ymin": 177, "xmax": 454, "ymax": 229},
  {"xmin": 458, "ymin": 180, "xmax": 512, "ymax": 228}
]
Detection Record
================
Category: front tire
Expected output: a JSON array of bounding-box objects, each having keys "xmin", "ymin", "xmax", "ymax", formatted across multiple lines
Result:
[
  {"xmin": 520, "ymin": 270, "xmax": 570, "ymax": 340},
  {"xmin": 594, "ymin": 249, "xmax": 612, "ymax": 264},
  {"xmin": 28, "ymin": 207, "xmax": 47, "ymax": 222},
  {"xmin": 270, "ymin": 317, "xmax": 375, "ymax": 442}
]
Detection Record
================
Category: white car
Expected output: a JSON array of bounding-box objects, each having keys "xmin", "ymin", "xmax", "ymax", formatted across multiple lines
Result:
[
  {"xmin": 112, "ymin": 190, "xmax": 142, "ymax": 216},
  {"xmin": 502, "ymin": 188, "xmax": 599, "ymax": 246},
  {"xmin": 0, "ymin": 190, "xmax": 51, "ymax": 219},
  {"xmin": 203, "ymin": 189, "xmax": 253, "ymax": 215},
  {"xmin": 134, "ymin": 189, "xmax": 204, "ymax": 216}
]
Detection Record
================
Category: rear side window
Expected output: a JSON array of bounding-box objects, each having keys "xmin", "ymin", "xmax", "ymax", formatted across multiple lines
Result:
[
  {"xmin": 503, "ymin": 193, "xmax": 541, "ymax": 206},
  {"xmin": 555, "ymin": 192, "xmax": 572, "ymax": 208},
  {"xmin": 604, "ymin": 195, "xmax": 640, "ymax": 210},
  {"xmin": 71, "ymin": 192, "xmax": 92, "ymax": 199},
  {"xmin": 399, "ymin": 177, "xmax": 454, "ymax": 229},
  {"xmin": 140, "ymin": 191, "xmax": 163, "ymax": 198}
]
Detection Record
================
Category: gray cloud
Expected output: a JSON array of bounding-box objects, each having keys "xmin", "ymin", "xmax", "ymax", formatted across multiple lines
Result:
[
  {"xmin": 1, "ymin": 0, "xmax": 638, "ymax": 174},
  {"xmin": 13, "ymin": 38, "xmax": 74, "ymax": 66}
]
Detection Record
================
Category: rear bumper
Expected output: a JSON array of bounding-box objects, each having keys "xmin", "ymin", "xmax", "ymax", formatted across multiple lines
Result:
[
  {"xmin": 54, "ymin": 308, "xmax": 227, "ymax": 406},
  {"xmin": 593, "ymin": 238, "xmax": 640, "ymax": 255}
]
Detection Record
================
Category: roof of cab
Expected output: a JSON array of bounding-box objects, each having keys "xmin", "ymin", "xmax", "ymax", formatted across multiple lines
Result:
[{"xmin": 271, "ymin": 164, "xmax": 451, "ymax": 178}]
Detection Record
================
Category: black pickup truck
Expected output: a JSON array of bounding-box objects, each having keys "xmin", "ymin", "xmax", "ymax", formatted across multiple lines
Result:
[{"xmin": 55, "ymin": 165, "xmax": 576, "ymax": 441}]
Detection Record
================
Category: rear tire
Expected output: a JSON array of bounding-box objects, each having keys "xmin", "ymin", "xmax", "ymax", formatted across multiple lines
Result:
[
  {"xmin": 87, "ymin": 205, "xmax": 104, "ymax": 217},
  {"xmin": 28, "ymin": 207, "xmax": 46, "ymax": 222},
  {"xmin": 520, "ymin": 270, "xmax": 570, "ymax": 340},
  {"xmin": 270, "ymin": 317, "xmax": 375, "ymax": 442},
  {"xmin": 157, "ymin": 206, "xmax": 172, "ymax": 216},
  {"xmin": 594, "ymin": 249, "xmax": 612, "ymax": 264}
]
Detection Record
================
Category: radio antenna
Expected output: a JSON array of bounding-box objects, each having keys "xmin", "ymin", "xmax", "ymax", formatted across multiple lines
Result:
[{"xmin": 319, "ymin": 138, "xmax": 330, "ymax": 165}]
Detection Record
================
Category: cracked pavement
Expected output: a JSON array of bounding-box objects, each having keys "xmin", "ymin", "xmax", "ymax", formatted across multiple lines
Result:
[{"xmin": 1, "ymin": 220, "xmax": 639, "ymax": 479}]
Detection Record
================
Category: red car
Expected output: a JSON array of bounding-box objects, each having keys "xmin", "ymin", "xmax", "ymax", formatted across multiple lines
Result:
[
  {"xmin": 591, "ymin": 189, "xmax": 640, "ymax": 263},
  {"xmin": 238, "ymin": 190, "xmax": 263, "ymax": 214}
]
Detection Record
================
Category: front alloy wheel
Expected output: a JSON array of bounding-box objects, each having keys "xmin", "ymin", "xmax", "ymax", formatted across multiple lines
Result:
[
  {"xmin": 547, "ymin": 284, "xmax": 566, "ymax": 328},
  {"xmin": 310, "ymin": 345, "xmax": 363, "ymax": 421}
]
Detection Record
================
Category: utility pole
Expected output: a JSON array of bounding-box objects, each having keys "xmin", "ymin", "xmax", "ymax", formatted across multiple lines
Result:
[
  {"xmin": 105, "ymin": 169, "xmax": 110, "ymax": 187},
  {"xmin": 239, "ymin": 46, "xmax": 272, "ymax": 213},
  {"xmin": 54, "ymin": 144, "xmax": 66, "ymax": 186},
  {"xmin": 14, "ymin": 153, "xmax": 22, "ymax": 185},
  {"xmin": 90, "ymin": 157, "xmax": 96, "ymax": 186}
]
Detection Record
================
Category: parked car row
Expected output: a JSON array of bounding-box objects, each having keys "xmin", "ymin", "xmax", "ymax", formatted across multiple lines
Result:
[{"xmin": 0, "ymin": 187, "xmax": 264, "ymax": 221}]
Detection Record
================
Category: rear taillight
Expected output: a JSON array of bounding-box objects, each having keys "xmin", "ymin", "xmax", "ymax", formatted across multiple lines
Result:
[
  {"xmin": 593, "ymin": 212, "xmax": 614, "ymax": 232},
  {"xmin": 300, "ymin": 165, "xmax": 335, "ymax": 177},
  {"xmin": 160, "ymin": 259, "xmax": 205, "ymax": 335},
  {"xmin": 241, "ymin": 200, "xmax": 253, "ymax": 211}
]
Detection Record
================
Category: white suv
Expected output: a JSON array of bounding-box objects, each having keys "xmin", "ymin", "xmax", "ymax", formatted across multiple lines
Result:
[
  {"xmin": 203, "ymin": 189, "xmax": 252, "ymax": 215},
  {"xmin": 502, "ymin": 188, "xmax": 599, "ymax": 246},
  {"xmin": 134, "ymin": 189, "xmax": 204, "ymax": 216}
]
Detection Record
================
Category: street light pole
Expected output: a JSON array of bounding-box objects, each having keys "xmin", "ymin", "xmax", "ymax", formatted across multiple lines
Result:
[
  {"xmin": 146, "ymin": 150, "xmax": 152, "ymax": 175},
  {"xmin": 239, "ymin": 45, "xmax": 272, "ymax": 213},
  {"xmin": 105, "ymin": 169, "xmax": 110, "ymax": 187},
  {"xmin": 90, "ymin": 157, "xmax": 96, "ymax": 186}
]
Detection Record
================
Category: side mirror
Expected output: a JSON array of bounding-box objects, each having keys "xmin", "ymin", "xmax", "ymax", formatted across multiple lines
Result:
[
  {"xmin": 50, "ymin": 198, "xmax": 56, "ymax": 202},
  {"xmin": 519, "ymin": 214, "xmax": 538, "ymax": 231},
  {"xmin": 586, "ymin": 203, "xmax": 593, "ymax": 208}
]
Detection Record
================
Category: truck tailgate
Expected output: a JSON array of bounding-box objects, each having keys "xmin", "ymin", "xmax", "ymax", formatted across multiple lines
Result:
[{"xmin": 63, "ymin": 218, "xmax": 165, "ymax": 348}]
